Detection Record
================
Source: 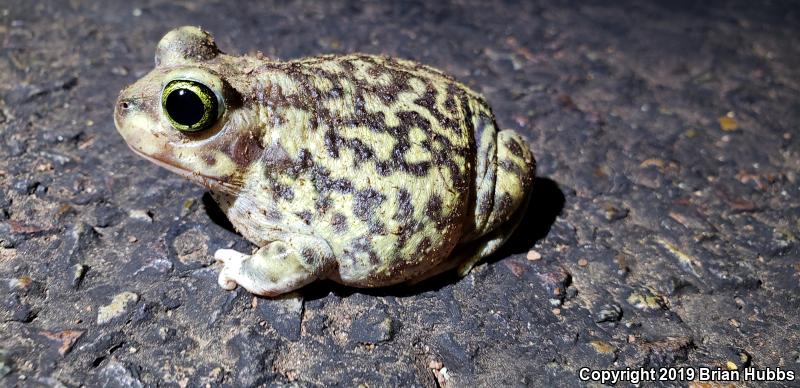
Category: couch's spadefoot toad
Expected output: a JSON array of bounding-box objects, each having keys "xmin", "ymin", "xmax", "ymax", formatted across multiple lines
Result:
[{"xmin": 114, "ymin": 26, "xmax": 535, "ymax": 296}]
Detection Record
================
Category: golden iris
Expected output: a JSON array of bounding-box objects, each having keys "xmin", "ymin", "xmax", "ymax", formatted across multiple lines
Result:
[{"xmin": 161, "ymin": 80, "xmax": 219, "ymax": 132}]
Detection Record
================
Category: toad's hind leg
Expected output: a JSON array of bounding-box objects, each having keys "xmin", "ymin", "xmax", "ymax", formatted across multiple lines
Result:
[
  {"xmin": 455, "ymin": 187, "xmax": 531, "ymax": 276},
  {"xmin": 215, "ymin": 235, "xmax": 334, "ymax": 297},
  {"xmin": 407, "ymin": 190, "xmax": 532, "ymax": 285},
  {"xmin": 457, "ymin": 128, "xmax": 535, "ymax": 276}
]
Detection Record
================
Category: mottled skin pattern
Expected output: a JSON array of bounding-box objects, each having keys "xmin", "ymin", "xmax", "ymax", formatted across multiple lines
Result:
[{"xmin": 114, "ymin": 27, "xmax": 535, "ymax": 296}]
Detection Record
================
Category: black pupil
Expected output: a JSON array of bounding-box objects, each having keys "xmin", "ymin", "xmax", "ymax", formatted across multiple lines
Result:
[{"xmin": 166, "ymin": 88, "xmax": 206, "ymax": 127}]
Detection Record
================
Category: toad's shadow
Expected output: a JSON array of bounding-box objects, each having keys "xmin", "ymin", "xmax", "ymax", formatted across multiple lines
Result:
[
  {"xmin": 491, "ymin": 177, "xmax": 565, "ymax": 259},
  {"xmin": 205, "ymin": 177, "xmax": 565, "ymax": 300},
  {"xmin": 203, "ymin": 192, "xmax": 236, "ymax": 232}
]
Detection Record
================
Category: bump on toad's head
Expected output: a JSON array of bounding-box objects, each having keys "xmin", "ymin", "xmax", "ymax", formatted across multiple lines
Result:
[{"xmin": 155, "ymin": 26, "xmax": 221, "ymax": 66}]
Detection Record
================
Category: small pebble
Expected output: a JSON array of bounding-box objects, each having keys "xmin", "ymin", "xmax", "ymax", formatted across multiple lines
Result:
[
  {"xmin": 595, "ymin": 303, "xmax": 623, "ymax": 323},
  {"xmin": 97, "ymin": 292, "xmax": 139, "ymax": 324},
  {"xmin": 39, "ymin": 329, "xmax": 84, "ymax": 355},
  {"xmin": 526, "ymin": 250, "xmax": 542, "ymax": 261},
  {"xmin": 589, "ymin": 340, "xmax": 615, "ymax": 354},
  {"xmin": 718, "ymin": 112, "xmax": 739, "ymax": 131},
  {"xmin": 129, "ymin": 209, "xmax": 153, "ymax": 222},
  {"xmin": 578, "ymin": 258, "xmax": 588, "ymax": 267},
  {"xmin": 36, "ymin": 163, "xmax": 53, "ymax": 172},
  {"xmin": 111, "ymin": 66, "xmax": 129, "ymax": 76},
  {"xmin": 71, "ymin": 264, "xmax": 88, "ymax": 290},
  {"xmin": 180, "ymin": 198, "xmax": 197, "ymax": 217}
]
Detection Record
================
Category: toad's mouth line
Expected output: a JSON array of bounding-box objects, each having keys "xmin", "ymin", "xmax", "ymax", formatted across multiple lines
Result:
[{"xmin": 127, "ymin": 145, "xmax": 240, "ymax": 194}]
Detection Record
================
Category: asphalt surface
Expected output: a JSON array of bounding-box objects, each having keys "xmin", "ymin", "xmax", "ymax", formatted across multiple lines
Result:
[{"xmin": 1, "ymin": 1, "xmax": 799, "ymax": 386}]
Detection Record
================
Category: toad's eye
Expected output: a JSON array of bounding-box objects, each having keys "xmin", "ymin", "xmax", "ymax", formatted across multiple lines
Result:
[{"xmin": 161, "ymin": 80, "xmax": 220, "ymax": 132}]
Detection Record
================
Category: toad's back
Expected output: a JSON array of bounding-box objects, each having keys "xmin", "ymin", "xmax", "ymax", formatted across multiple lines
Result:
[{"xmin": 222, "ymin": 54, "xmax": 497, "ymax": 284}]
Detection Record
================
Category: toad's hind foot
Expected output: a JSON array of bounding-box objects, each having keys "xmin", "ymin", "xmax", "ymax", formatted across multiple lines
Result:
[{"xmin": 214, "ymin": 238, "xmax": 333, "ymax": 297}]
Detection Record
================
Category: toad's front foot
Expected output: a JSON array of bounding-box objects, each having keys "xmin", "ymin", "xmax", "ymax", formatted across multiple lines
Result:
[
  {"xmin": 213, "ymin": 239, "xmax": 333, "ymax": 297},
  {"xmin": 214, "ymin": 249, "xmax": 248, "ymax": 290}
]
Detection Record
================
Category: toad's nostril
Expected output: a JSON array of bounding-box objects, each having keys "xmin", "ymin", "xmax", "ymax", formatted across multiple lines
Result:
[{"xmin": 118, "ymin": 99, "xmax": 132, "ymax": 111}]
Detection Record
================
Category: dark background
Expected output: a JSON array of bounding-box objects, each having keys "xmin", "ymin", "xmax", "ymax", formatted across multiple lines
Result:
[{"xmin": 1, "ymin": 1, "xmax": 798, "ymax": 386}]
